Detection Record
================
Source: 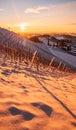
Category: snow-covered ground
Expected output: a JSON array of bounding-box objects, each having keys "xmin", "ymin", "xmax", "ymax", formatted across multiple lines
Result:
[
  {"xmin": 48, "ymin": 47, "xmax": 76, "ymax": 69},
  {"xmin": 38, "ymin": 35, "xmax": 76, "ymax": 70},
  {"xmin": 0, "ymin": 28, "xmax": 76, "ymax": 130},
  {"xmin": 54, "ymin": 36, "xmax": 65, "ymax": 40},
  {"xmin": 0, "ymin": 54, "xmax": 76, "ymax": 130},
  {"xmin": 0, "ymin": 28, "xmax": 53, "ymax": 61},
  {"xmin": 39, "ymin": 37, "xmax": 55, "ymax": 46},
  {"xmin": 68, "ymin": 46, "xmax": 76, "ymax": 56},
  {"xmin": 0, "ymin": 27, "xmax": 76, "ymax": 70}
]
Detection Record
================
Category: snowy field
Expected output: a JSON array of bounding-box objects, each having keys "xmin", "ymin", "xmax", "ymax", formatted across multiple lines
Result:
[{"xmin": 0, "ymin": 28, "xmax": 76, "ymax": 130}]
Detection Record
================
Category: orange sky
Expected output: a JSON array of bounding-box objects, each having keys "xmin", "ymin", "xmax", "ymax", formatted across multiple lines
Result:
[{"xmin": 0, "ymin": 0, "xmax": 76, "ymax": 34}]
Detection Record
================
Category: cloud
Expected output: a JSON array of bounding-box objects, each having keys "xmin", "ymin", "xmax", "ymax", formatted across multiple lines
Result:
[
  {"xmin": 69, "ymin": 23, "xmax": 76, "ymax": 25},
  {"xmin": 0, "ymin": 8, "xmax": 4, "ymax": 12},
  {"xmin": 25, "ymin": 6, "xmax": 49, "ymax": 14}
]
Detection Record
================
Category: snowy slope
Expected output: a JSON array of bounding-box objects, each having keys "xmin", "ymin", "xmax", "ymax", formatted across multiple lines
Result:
[
  {"xmin": 48, "ymin": 47, "xmax": 76, "ymax": 69},
  {"xmin": 0, "ymin": 27, "xmax": 53, "ymax": 61},
  {"xmin": 0, "ymin": 27, "xmax": 76, "ymax": 70}
]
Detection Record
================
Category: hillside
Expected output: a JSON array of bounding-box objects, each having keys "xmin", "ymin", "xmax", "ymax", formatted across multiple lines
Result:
[
  {"xmin": 0, "ymin": 28, "xmax": 76, "ymax": 130},
  {"xmin": 0, "ymin": 28, "xmax": 76, "ymax": 70}
]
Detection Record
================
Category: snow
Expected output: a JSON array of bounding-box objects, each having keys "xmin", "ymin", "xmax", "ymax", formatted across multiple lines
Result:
[
  {"xmin": 0, "ymin": 54, "xmax": 76, "ymax": 130},
  {"xmin": 0, "ymin": 28, "xmax": 53, "ymax": 61},
  {"xmin": 0, "ymin": 27, "xmax": 76, "ymax": 70},
  {"xmin": 0, "ymin": 27, "xmax": 76, "ymax": 130},
  {"xmin": 48, "ymin": 47, "xmax": 76, "ymax": 69},
  {"xmin": 39, "ymin": 37, "xmax": 55, "ymax": 46},
  {"xmin": 55, "ymin": 36, "xmax": 65, "ymax": 40},
  {"xmin": 39, "ymin": 37, "xmax": 48, "ymax": 45}
]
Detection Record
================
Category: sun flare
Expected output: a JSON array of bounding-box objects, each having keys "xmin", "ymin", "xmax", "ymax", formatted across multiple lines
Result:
[{"xmin": 19, "ymin": 23, "xmax": 26, "ymax": 31}]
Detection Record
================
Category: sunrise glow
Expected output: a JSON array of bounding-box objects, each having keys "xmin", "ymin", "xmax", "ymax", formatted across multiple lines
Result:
[
  {"xmin": 19, "ymin": 23, "xmax": 26, "ymax": 32},
  {"xmin": 0, "ymin": 0, "xmax": 76, "ymax": 34}
]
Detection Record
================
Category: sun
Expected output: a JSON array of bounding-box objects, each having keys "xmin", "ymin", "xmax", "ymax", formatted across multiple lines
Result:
[{"xmin": 19, "ymin": 23, "xmax": 26, "ymax": 32}]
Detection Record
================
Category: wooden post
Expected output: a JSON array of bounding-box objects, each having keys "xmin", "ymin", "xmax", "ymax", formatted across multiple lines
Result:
[
  {"xmin": 58, "ymin": 61, "xmax": 62, "ymax": 70},
  {"xmin": 46, "ymin": 57, "xmax": 55, "ymax": 71},
  {"xmin": 30, "ymin": 50, "xmax": 37, "ymax": 68},
  {"xmin": 62, "ymin": 64, "xmax": 66, "ymax": 71},
  {"xmin": 49, "ymin": 57, "xmax": 55, "ymax": 67}
]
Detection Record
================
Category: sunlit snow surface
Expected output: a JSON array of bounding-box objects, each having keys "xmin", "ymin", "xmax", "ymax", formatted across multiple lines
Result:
[{"xmin": 0, "ymin": 27, "xmax": 76, "ymax": 70}]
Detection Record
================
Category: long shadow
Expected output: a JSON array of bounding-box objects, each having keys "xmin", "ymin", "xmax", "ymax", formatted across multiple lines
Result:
[
  {"xmin": 34, "ymin": 76, "xmax": 76, "ymax": 119},
  {"xmin": 32, "ymin": 102, "xmax": 53, "ymax": 117},
  {"xmin": 1, "ymin": 69, "xmax": 11, "ymax": 76},
  {"xmin": 25, "ymin": 68, "xmax": 44, "ymax": 76},
  {"xmin": 9, "ymin": 107, "xmax": 35, "ymax": 121}
]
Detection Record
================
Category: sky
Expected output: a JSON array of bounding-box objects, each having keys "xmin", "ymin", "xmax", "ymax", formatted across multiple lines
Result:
[{"xmin": 0, "ymin": 0, "xmax": 76, "ymax": 33}]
